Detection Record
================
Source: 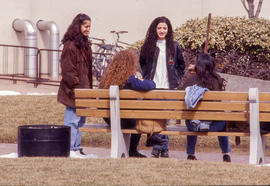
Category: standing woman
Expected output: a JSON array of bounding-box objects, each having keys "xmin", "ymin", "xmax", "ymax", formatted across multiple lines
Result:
[
  {"xmin": 139, "ymin": 16, "xmax": 185, "ymax": 157},
  {"xmin": 139, "ymin": 16, "xmax": 185, "ymax": 90},
  {"xmin": 57, "ymin": 13, "xmax": 93, "ymax": 158}
]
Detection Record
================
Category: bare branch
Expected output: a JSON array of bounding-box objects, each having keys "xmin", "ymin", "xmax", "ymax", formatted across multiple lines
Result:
[
  {"xmin": 255, "ymin": 0, "xmax": 263, "ymax": 18},
  {"xmin": 241, "ymin": 0, "xmax": 249, "ymax": 12},
  {"xmin": 248, "ymin": 0, "xmax": 255, "ymax": 18}
]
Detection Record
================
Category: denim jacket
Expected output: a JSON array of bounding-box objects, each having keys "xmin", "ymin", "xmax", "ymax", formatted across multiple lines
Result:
[{"xmin": 184, "ymin": 84, "xmax": 209, "ymax": 109}]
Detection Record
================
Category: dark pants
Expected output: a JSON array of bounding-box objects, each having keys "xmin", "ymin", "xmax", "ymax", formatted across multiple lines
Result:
[
  {"xmin": 104, "ymin": 118, "xmax": 141, "ymax": 152},
  {"xmin": 260, "ymin": 122, "xmax": 270, "ymax": 134},
  {"xmin": 185, "ymin": 120, "xmax": 231, "ymax": 155},
  {"xmin": 151, "ymin": 134, "xmax": 169, "ymax": 152}
]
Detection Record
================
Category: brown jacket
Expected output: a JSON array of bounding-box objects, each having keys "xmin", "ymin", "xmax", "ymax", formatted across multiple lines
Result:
[{"xmin": 57, "ymin": 41, "xmax": 92, "ymax": 108}]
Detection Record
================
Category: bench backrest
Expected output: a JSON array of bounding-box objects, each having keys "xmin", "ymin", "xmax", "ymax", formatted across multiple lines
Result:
[
  {"xmin": 259, "ymin": 93, "xmax": 270, "ymax": 122},
  {"xmin": 75, "ymin": 86, "xmax": 252, "ymax": 122}
]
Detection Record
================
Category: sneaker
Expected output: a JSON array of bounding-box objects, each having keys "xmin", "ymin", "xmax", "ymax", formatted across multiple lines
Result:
[
  {"xmin": 160, "ymin": 150, "xmax": 169, "ymax": 158},
  {"xmin": 69, "ymin": 150, "xmax": 87, "ymax": 159},
  {"xmin": 129, "ymin": 150, "xmax": 147, "ymax": 158},
  {"xmin": 187, "ymin": 155, "xmax": 197, "ymax": 160},
  {"xmin": 151, "ymin": 148, "xmax": 160, "ymax": 158},
  {"xmin": 223, "ymin": 154, "xmax": 231, "ymax": 162}
]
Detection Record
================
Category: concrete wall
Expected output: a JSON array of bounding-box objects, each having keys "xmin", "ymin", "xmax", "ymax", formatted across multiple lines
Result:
[
  {"xmin": 1, "ymin": 0, "xmax": 270, "ymax": 47},
  {"xmin": 221, "ymin": 73, "xmax": 270, "ymax": 92}
]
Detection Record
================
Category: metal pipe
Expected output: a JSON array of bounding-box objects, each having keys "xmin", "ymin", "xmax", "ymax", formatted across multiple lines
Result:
[
  {"xmin": 36, "ymin": 20, "xmax": 60, "ymax": 78},
  {"xmin": 12, "ymin": 19, "xmax": 38, "ymax": 78}
]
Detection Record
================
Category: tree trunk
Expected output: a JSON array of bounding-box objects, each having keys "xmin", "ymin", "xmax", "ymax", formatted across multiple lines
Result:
[{"xmin": 241, "ymin": 0, "xmax": 263, "ymax": 18}]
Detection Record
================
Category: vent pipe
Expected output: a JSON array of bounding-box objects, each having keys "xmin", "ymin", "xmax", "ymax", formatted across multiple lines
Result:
[
  {"xmin": 12, "ymin": 19, "xmax": 38, "ymax": 78},
  {"xmin": 36, "ymin": 20, "xmax": 60, "ymax": 78}
]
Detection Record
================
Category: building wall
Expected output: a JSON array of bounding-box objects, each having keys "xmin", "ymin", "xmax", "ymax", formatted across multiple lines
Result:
[{"xmin": 1, "ymin": 0, "xmax": 270, "ymax": 47}]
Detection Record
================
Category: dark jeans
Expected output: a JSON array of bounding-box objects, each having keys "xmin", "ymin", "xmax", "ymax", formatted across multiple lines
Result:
[
  {"xmin": 151, "ymin": 134, "xmax": 169, "ymax": 152},
  {"xmin": 260, "ymin": 122, "xmax": 270, "ymax": 134},
  {"xmin": 185, "ymin": 120, "xmax": 231, "ymax": 155},
  {"xmin": 104, "ymin": 118, "xmax": 141, "ymax": 152}
]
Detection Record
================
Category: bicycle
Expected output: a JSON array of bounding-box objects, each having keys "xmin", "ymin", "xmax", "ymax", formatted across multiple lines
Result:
[{"xmin": 91, "ymin": 30, "xmax": 130, "ymax": 81}]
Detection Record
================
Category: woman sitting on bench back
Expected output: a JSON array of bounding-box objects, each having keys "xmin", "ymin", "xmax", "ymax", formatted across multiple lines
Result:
[
  {"xmin": 178, "ymin": 53, "xmax": 231, "ymax": 162},
  {"xmin": 99, "ymin": 48, "xmax": 156, "ymax": 157}
]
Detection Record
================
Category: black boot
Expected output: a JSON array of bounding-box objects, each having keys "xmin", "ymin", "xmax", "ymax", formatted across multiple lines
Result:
[{"xmin": 129, "ymin": 134, "xmax": 146, "ymax": 158}]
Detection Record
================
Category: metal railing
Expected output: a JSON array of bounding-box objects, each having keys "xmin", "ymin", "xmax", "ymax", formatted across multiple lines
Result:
[
  {"xmin": 0, "ymin": 44, "xmax": 62, "ymax": 87},
  {"xmin": 0, "ymin": 43, "xmax": 113, "ymax": 88}
]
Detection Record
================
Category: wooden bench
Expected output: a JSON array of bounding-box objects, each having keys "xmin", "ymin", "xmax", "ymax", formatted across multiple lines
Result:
[{"xmin": 75, "ymin": 86, "xmax": 269, "ymax": 165}]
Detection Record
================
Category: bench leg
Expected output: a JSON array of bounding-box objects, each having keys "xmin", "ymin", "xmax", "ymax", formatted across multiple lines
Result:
[
  {"xmin": 249, "ymin": 131, "xmax": 265, "ymax": 165},
  {"xmin": 109, "ymin": 85, "xmax": 130, "ymax": 158},
  {"xmin": 249, "ymin": 88, "xmax": 265, "ymax": 165},
  {"xmin": 110, "ymin": 129, "xmax": 130, "ymax": 158}
]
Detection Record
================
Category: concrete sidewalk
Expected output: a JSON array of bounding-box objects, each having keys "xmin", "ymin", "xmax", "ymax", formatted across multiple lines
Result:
[
  {"xmin": 0, "ymin": 79, "xmax": 58, "ymax": 95},
  {"xmin": 1, "ymin": 143, "xmax": 268, "ymax": 164}
]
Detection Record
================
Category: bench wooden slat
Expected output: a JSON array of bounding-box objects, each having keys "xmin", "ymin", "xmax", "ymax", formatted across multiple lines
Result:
[
  {"xmin": 76, "ymin": 99, "xmax": 110, "ymax": 108},
  {"xmin": 76, "ymin": 99, "xmax": 249, "ymax": 111},
  {"xmin": 77, "ymin": 108, "xmax": 248, "ymax": 121},
  {"xmin": 260, "ymin": 113, "xmax": 270, "ymax": 122},
  {"xmin": 259, "ymin": 103, "xmax": 270, "ymax": 111},
  {"xmin": 259, "ymin": 93, "xmax": 270, "ymax": 101},
  {"xmin": 75, "ymin": 89, "xmax": 249, "ymax": 101},
  {"xmin": 119, "ymin": 110, "xmax": 249, "ymax": 121},
  {"xmin": 76, "ymin": 109, "xmax": 110, "ymax": 117},
  {"xmin": 119, "ymin": 90, "xmax": 249, "ymax": 101},
  {"xmin": 80, "ymin": 124, "xmax": 251, "ymax": 136},
  {"xmin": 75, "ymin": 89, "xmax": 110, "ymax": 98},
  {"xmin": 118, "ymin": 100, "xmax": 248, "ymax": 111}
]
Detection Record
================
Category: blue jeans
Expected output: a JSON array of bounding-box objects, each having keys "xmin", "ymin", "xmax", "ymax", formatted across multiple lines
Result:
[
  {"xmin": 64, "ymin": 106, "xmax": 86, "ymax": 151},
  {"xmin": 186, "ymin": 120, "xmax": 231, "ymax": 155}
]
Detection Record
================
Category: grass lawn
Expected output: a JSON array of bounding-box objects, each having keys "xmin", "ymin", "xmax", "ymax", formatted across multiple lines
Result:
[
  {"xmin": 1, "ymin": 95, "xmax": 270, "ymax": 185},
  {"xmin": 0, "ymin": 158, "xmax": 270, "ymax": 185}
]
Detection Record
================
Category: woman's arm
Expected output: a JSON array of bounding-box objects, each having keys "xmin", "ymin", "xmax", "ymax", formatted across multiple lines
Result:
[
  {"xmin": 126, "ymin": 75, "xmax": 156, "ymax": 91},
  {"xmin": 60, "ymin": 45, "xmax": 80, "ymax": 88},
  {"xmin": 175, "ymin": 42, "xmax": 185, "ymax": 78}
]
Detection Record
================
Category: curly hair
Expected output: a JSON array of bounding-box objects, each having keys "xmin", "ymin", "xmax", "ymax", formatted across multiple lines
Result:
[
  {"xmin": 99, "ymin": 49, "xmax": 140, "ymax": 89},
  {"xmin": 140, "ymin": 16, "xmax": 175, "ymax": 59},
  {"xmin": 62, "ymin": 13, "xmax": 91, "ymax": 49},
  {"xmin": 195, "ymin": 53, "xmax": 226, "ymax": 90}
]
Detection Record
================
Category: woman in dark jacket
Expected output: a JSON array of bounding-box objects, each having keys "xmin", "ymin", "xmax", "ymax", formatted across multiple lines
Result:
[
  {"xmin": 139, "ymin": 16, "xmax": 185, "ymax": 157},
  {"xmin": 139, "ymin": 16, "xmax": 185, "ymax": 90},
  {"xmin": 57, "ymin": 13, "xmax": 92, "ymax": 158},
  {"xmin": 178, "ymin": 53, "xmax": 231, "ymax": 162},
  {"xmin": 99, "ymin": 48, "xmax": 156, "ymax": 157}
]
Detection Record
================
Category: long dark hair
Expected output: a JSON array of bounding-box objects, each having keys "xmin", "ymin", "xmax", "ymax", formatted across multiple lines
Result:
[
  {"xmin": 62, "ymin": 13, "xmax": 91, "ymax": 49},
  {"xmin": 195, "ymin": 53, "xmax": 225, "ymax": 90},
  {"xmin": 140, "ymin": 16, "xmax": 175, "ymax": 59}
]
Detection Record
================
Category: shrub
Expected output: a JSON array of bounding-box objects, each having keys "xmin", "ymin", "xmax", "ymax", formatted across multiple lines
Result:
[
  {"xmin": 174, "ymin": 16, "xmax": 270, "ymax": 57},
  {"xmin": 133, "ymin": 16, "xmax": 270, "ymax": 80}
]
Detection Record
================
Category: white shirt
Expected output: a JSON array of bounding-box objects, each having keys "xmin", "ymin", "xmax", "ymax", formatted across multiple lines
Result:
[{"xmin": 153, "ymin": 40, "xmax": 169, "ymax": 89}]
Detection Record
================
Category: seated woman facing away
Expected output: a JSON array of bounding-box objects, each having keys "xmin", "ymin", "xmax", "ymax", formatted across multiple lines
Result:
[
  {"xmin": 178, "ymin": 53, "xmax": 231, "ymax": 162},
  {"xmin": 99, "ymin": 48, "xmax": 156, "ymax": 157}
]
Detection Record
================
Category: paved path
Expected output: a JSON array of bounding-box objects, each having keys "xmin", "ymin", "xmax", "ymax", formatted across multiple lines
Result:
[
  {"xmin": 1, "ymin": 143, "xmax": 269, "ymax": 164},
  {"xmin": 0, "ymin": 79, "xmax": 58, "ymax": 95}
]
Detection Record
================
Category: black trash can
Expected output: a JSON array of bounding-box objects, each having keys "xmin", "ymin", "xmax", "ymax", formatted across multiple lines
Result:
[{"xmin": 18, "ymin": 125, "xmax": 70, "ymax": 157}]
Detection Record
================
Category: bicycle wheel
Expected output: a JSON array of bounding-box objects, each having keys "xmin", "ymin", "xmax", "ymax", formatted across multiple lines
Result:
[{"xmin": 93, "ymin": 47, "xmax": 107, "ymax": 81}]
